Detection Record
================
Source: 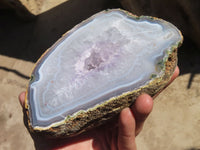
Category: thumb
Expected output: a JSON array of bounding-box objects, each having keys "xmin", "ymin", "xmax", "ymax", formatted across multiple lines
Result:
[{"xmin": 118, "ymin": 108, "xmax": 137, "ymax": 150}]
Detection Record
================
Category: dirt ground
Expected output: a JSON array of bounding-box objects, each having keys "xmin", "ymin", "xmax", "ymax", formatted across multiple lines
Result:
[{"xmin": 0, "ymin": 1, "xmax": 200, "ymax": 150}]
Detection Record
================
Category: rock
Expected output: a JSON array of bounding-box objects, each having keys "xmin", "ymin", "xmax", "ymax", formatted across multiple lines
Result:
[{"xmin": 25, "ymin": 9, "xmax": 183, "ymax": 137}]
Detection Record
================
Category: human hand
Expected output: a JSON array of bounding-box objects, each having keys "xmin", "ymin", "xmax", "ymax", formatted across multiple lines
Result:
[{"xmin": 19, "ymin": 67, "xmax": 179, "ymax": 150}]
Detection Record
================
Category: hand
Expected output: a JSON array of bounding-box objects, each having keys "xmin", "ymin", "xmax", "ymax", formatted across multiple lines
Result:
[{"xmin": 19, "ymin": 67, "xmax": 179, "ymax": 150}]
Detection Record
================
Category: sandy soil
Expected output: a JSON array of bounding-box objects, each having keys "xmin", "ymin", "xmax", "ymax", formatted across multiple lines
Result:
[{"xmin": 0, "ymin": 55, "xmax": 35, "ymax": 150}]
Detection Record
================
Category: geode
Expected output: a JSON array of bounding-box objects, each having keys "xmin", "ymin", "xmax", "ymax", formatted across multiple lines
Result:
[{"xmin": 25, "ymin": 9, "xmax": 183, "ymax": 137}]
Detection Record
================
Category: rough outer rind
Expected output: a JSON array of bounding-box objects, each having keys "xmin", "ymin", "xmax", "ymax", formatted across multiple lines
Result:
[{"xmin": 24, "ymin": 9, "xmax": 183, "ymax": 138}]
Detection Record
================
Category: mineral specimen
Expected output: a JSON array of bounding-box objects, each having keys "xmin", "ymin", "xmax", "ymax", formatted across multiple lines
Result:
[{"xmin": 25, "ymin": 9, "xmax": 183, "ymax": 137}]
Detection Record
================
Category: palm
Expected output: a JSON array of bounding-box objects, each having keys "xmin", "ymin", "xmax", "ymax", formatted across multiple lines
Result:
[
  {"xmin": 27, "ymin": 112, "xmax": 128, "ymax": 150},
  {"xmin": 27, "ymin": 109, "xmax": 132, "ymax": 150},
  {"xmin": 51, "ymin": 124, "xmax": 118, "ymax": 150},
  {"xmin": 20, "ymin": 93, "xmax": 154, "ymax": 150}
]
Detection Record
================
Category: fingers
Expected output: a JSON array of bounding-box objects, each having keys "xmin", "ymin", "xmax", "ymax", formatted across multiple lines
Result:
[
  {"xmin": 129, "ymin": 67, "xmax": 179, "ymax": 136},
  {"xmin": 118, "ymin": 108, "xmax": 137, "ymax": 150},
  {"xmin": 117, "ymin": 67, "xmax": 179, "ymax": 150},
  {"xmin": 18, "ymin": 91, "xmax": 26, "ymax": 108},
  {"xmin": 131, "ymin": 94, "xmax": 153, "ymax": 136}
]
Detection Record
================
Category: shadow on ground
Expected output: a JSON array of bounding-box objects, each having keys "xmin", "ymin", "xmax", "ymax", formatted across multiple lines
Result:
[{"xmin": 0, "ymin": 0, "xmax": 121, "ymax": 62}]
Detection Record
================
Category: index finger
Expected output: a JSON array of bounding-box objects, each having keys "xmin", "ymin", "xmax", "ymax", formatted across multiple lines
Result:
[{"xmin": 18, "ymin": 91, "xmax": 26, "ymax": 108}]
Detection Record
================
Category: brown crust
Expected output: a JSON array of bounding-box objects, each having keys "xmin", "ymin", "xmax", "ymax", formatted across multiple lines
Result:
[{"xmin": 24, "ymin": 9, "xmax": 183, "ymax": 138}]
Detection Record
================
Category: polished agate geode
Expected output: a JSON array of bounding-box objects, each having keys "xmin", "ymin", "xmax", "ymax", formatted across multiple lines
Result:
[{"xmin": 25, "ymin": 9, "xmax": 183, "ymax": 137}]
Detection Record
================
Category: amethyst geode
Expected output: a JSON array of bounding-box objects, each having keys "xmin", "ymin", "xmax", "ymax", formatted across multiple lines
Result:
[{"xmin": 25, "ymin": 9, "xmax": 183, "ymax": 137}]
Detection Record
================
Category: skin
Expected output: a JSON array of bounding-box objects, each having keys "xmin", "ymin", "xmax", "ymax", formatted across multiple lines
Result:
[{"xmin": 19, "ymin": 67, "xmax": 179, "ymax": 150}]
